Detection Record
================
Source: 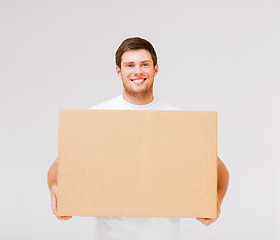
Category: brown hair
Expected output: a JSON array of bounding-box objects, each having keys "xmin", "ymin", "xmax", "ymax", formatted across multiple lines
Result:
[{"xmin": 115, "ymin": 37, "xmax": 157, "ymax": 68}]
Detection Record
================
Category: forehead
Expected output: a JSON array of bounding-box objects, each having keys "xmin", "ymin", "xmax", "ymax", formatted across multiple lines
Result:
[{"xmin": 121, "ymin": 49, "xmax": 152, "ymax": 63}]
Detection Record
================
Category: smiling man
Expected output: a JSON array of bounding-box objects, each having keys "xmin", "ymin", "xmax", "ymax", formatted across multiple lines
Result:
[
  {"xmin": 117, "ymin": 46, "xmax": 158, "ymax": 105},
  {"xmin": 47, "ymin": 37, "xmax": 229, "ymax": 240}
]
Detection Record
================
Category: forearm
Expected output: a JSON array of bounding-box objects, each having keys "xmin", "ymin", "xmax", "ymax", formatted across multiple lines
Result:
[
  {"xmin": 48, "ymin": 158, "xmax": 58, "ymax": 191},
  {"xmin": 217, "ymin": 156, "xmax": 229, "ymax": 203}
]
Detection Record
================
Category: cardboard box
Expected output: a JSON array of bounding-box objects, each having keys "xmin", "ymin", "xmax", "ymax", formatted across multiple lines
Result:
[{"xmin": 57, "ymin": 110, "xmax": 217, "ymax": 218}]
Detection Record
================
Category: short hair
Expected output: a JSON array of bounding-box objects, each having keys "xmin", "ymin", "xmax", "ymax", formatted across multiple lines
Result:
[{"xmin": 115, "ymin": 37, "xmax": 157, "ymax": 68}]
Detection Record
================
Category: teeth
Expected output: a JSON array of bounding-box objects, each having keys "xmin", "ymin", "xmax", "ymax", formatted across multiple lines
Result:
[
  {"xmin": 133, "ymin": 79, "xmax": 144, "ymax": 83},
  {"xmin": 132, "ymin": 79, "xmax": 145, "ymax": 83}
]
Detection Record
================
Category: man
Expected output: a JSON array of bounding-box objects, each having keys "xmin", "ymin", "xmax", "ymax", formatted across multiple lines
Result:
[{"xmin": 48, "ymin": 37, "xmax": 230, "ymax": 239}]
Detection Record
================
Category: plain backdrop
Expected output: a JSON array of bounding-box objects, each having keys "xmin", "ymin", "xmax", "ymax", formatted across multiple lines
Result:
[{"xmin": 0, "ymin": 0, "xmax": 279, "ymax": 239}]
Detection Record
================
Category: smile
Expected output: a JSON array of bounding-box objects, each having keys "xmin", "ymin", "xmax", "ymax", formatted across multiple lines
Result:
[{"xmin": 131, "ymin": 78, "xmax": 146, "ymax": 84}]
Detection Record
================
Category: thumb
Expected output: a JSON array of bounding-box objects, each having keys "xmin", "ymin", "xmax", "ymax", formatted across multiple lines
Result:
[{"xmin": 51, "ymin": 192, "xmax": 57, "ymax": 215}]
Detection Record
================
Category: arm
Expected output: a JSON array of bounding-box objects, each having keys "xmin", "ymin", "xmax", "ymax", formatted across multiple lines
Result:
[
  {"xmin": 196, "ymin": 156, "xmax": 229, "ymax": 226},
  {"xmin": 217, "ymin": 156, "xmax": 230, "ymax": 203},
  {"xmin": 48, "ymin": 157, "xmax": 72, "ymax": 220}
]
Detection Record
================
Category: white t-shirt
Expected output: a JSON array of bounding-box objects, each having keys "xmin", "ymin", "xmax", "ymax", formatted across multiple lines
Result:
[{"xmin": 90, "ymin": 95, "xmax": 181, "ymax": 240}]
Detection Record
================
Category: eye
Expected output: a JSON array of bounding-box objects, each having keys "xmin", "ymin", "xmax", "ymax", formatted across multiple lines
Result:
[
  {"xmin": 127, "ymin": 64, "xmax": 132, "ymax": 68},
  {"xmin": 143, "ymin": 63, "xmax": 148, "ymax": 66}
]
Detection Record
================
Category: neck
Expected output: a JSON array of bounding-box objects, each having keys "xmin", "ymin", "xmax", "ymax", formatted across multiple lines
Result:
[{"xmin": 122, "ymin": 90, "xmax": 154, "ymax": 105}]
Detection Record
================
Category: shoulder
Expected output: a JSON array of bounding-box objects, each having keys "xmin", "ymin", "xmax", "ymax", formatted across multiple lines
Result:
[
  {"xmin": 154, "ymin": 97, "xmax": 182, "ymax": 111},
  {"xmin": 89, "ymin": 96, "xmax": 122, "ymax": 110}
]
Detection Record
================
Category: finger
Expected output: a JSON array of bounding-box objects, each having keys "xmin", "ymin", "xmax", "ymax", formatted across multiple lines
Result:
[
  {"xmin": 196, "ymin": 218, "xmax": 210, "ymax": 222},
  {"xmin": 51, "ymin": 193, "xmax": 57, "ymax": 215},
  {"xmin": 201, "ymin": 220, "xmax": 211, "ymax": 226},
  {"xmin": 217, "ymin": 208, "xmax": 221, "ymax": 218},
  {"xmin": 57, "ymin": 216, "xmax": 72, "ymax": 221},
  {"xmin": 57, "ymin": 216, "xmax": 70, "ymax": 220},
  {"xmin": 205, "ymin": 219, "xmax": 216, "ymax": 226},
  {"xmin": 196, "ymin": 218, "xmax": 216, "ymax": 226}
]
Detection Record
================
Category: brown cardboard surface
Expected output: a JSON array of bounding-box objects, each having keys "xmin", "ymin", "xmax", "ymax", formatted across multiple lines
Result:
[{"xmin": 57, "ymin": 110, "xmax": 217, "ymax": 218}]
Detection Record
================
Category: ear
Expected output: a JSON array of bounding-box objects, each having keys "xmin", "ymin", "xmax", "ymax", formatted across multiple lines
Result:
[
  {"xmin": 116, "ymin": 65, "xmax": 122, "ymax": 79},
  {"xmin": 153, "ymin": 64, "xmax": 159, "ymax": 77}
]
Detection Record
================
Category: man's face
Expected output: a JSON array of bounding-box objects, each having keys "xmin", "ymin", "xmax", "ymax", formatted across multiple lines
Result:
[{"xmin": 116, "ymin": 49, "xmax": 158, "ymax": 97}]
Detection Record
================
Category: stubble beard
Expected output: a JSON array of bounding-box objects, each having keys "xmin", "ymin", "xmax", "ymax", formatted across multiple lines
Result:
[{"xmin": 123, "ymin": 80, "xmax": 154, "ymax": 98}]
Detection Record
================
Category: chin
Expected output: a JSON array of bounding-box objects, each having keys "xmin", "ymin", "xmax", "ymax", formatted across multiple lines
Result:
[{"xmin": 129, "ymin": 89, "xmax": 152, "ymax": 97}]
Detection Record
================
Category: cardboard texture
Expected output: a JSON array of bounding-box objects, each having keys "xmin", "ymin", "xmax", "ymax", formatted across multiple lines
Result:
[{"xmin": 57, "ymin": 110, "xmax": 217, "ymax": 218}]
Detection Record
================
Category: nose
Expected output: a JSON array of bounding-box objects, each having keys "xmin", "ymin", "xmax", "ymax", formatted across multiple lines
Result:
[{"xmin": 135, "ymin": 64, "xmax": 143, "ymax": 75}]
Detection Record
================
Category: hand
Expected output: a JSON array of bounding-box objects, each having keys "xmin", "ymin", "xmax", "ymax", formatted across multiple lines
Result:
[
  {"xmin": 196, "ymin": 197, "xmax": 221, "ymax": 226},
  {"xmin": 50, "ymin": 184, "xmax": 72, "ymax": 221}
]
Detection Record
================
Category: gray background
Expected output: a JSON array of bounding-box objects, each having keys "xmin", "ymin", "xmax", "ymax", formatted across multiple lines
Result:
[{"xmin": 0, "ymin": 0, "xmax": 279, "ymax": 239}]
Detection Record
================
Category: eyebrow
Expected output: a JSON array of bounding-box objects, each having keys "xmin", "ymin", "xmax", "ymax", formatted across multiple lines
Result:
[{"xmin": 123, "ymin": 60, "xmax": 152, "ymax": 64}]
